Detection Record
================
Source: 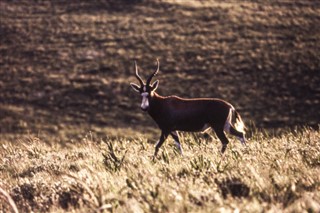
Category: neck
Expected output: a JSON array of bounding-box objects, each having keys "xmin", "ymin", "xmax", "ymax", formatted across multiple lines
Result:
[
  {"xmin": 148, "ymin": 92, "xmax": 163, "ymax": 113},
  {"xmin": 147, "ymin": 92, "xmax": 167, "ymax": 128}
]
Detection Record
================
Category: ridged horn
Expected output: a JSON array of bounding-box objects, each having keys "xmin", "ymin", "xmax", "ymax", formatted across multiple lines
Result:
[
  {"xmin": 134, "ymin": 61, "xmax": 144, "ymax": 86},
  {"xmin": 146, "ymin": 59, "xmax": 160, "ymax": 86}
]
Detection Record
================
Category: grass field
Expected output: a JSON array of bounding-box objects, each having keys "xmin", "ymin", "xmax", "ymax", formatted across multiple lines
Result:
[
  {"xmin": 1, "ymin": 0, "xmax": 319, "ymax": 140},
  {"xmin": 1, "ymin": 0, "xmax": 320, "ymax": 212},
  {"xmin": 1, "ymin": 128, "xmax": 319, "ymax": 212}
]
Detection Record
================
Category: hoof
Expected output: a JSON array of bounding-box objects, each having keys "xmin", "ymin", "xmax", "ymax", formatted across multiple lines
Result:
[
  {"xmin": 221, "ymin": 145, "xmax": 227, "ymax": 153},
  {"xmin": 152, "ymin": 155, "xmax": 157, "ymax": 162}
]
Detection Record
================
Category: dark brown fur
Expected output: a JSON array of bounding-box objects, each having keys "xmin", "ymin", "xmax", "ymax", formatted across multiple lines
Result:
[
  {"xmin": 130, "ymin": 60, "xmax": 246, "ymax": 158},
  {"xmin": 146, "ymin": 92, "xmax": 245, "ymax": 157}
]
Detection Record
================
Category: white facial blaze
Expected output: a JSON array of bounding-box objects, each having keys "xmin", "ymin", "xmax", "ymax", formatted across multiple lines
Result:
[{"xmin": 141, "ymin": 92, "xmax": 149, "ymax": 110}]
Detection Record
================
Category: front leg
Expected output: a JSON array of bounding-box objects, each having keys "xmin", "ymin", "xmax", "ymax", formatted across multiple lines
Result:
[
  {"xmin": 170, "ymin": 131, "xmax": 183, "ymax": 155},
  {"xmin": 153, "ymin": 131, "xmax": 169, "ymax": 159}
]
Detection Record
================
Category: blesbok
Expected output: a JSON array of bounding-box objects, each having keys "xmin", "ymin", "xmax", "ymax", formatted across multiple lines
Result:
[{"xmin": 130, "ymin": 60, "xmax": 246, "ymax": 158}]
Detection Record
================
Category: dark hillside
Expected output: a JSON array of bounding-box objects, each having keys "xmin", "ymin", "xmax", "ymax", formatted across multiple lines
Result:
[{"xmin": 1, "ymin": 0, "xmax": 319, "ymax": 140}]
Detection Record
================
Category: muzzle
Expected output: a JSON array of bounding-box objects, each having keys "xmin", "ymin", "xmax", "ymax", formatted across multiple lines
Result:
[{"xmin": 141, "ymin": 92, "xmax": 149, "ymax": 111}]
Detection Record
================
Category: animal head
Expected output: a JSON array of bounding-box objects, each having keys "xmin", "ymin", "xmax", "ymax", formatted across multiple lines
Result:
[{"xmin": 130, "ymin": 60, "xmax": 160, "ymax": 111}]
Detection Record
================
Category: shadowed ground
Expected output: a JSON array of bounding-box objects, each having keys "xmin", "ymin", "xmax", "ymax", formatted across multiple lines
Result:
[{"xmin": 1, "ymin": 0, "xmax": 319, "ymax": 141}]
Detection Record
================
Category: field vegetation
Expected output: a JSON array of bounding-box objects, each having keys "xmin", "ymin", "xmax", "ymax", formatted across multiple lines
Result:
[
  {"xmin": 1, "ymin": 128, "xmax": 319, "ymax": 212},
  {"xmin": 1, "ymin": 0, "xmax": 320, "ymax": 212},
  {"xmin": 1, "ymin": 0, "xmax": 319, "ymax": 141}
]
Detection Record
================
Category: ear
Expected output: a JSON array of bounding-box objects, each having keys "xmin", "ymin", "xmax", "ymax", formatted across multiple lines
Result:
[
  {"xmin": 151, "ymin": 80, "xmax": 159, "ymax": 91},
  {"xmin": 130, "ymin": 83, "xmax": 141, "ymax": 93}
]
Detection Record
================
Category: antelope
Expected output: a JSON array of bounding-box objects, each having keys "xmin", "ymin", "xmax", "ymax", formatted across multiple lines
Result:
[{"xmin": 130, "ymin": 60, "xmax": 246, "ymax": 158}]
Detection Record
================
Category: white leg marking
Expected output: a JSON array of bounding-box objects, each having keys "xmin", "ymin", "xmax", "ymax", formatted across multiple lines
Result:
[
  {"xmin": 238, "ymin": 136, "xmax": 246, "ymax": 145},
  {"xmin": 224, "ymin": 121, "xmax": 231, "ymax": 133},
  {"xmin": 155, "ymin": 140, "xmax": 160, "ymax": 147},
  {"xmin": 174, "ymin": 140, "xmax": 183, "ymax": 155},
  {"xmin": 171, "ymin": 131, "xmax": 183, "ymax": 155}
]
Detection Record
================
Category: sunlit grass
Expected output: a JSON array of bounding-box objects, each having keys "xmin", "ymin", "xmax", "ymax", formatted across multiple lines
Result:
[{"xmin": 1, "ymin": 127, "xmax": 319, "ymax": 212}]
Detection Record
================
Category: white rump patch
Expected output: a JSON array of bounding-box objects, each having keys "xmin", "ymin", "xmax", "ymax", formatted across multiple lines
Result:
[
  {"xmin": 141, "ymin": 92, "xmax": 149, "ymax": 110},
  {"xmin": 235, "ymin": 118, "xmax": 245, "ymax": 133}
]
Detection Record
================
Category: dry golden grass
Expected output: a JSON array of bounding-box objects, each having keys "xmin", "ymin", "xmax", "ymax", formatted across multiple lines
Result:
[
  {"xmin": 1, "ymin": 0, "xmax": 319, "ymax": 141},
  {"xmin": 1, "ymin": 127, "xmax": 319, "ymax": 212},
  {"xmin": 1, "ymin": 1, "xmax": 319, "ymax": 212}
]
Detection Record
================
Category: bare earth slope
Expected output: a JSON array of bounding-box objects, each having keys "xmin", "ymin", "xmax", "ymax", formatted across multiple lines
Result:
[{"xmin": 1, "ymin": 0, "xmax": 319, "ymax": 140}]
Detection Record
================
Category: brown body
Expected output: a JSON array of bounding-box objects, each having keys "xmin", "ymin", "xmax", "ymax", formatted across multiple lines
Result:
[
  {"xmin": 149, "ymin": 94, "xmax": 231, "ymax": 132},
  {"xmin": 130, "ymin": 60, "xmax": 246, "ymax": 158}
]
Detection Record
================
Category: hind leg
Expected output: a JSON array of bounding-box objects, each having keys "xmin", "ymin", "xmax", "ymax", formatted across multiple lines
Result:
[
  {"xmin": 213, "ymin": 125, "xmax": 229, "ymax": 153},
  {"xmin": 229, "ymin": 126, "xmax": 246, "ymax": 145},
  {"xmin": 224, "ymin": 119, "xmax": 246, "ymax": 145}
]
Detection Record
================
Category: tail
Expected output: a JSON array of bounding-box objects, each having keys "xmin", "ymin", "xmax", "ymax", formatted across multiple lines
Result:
[{"xmin": 233, "ymin": 109, "xmax": 246, "ymax": 134}]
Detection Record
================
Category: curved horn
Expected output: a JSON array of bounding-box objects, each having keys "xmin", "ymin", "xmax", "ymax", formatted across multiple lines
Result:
[
  {"xmin": 146, "ymin": 59, "xmax": 160, "ymax": 86},
  {"xmin": 134, "ymin": 61, "xmax": 144, "ymax": 86}
]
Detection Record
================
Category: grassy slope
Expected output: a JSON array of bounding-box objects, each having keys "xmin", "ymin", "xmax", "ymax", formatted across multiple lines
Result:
[
  {"xmin": 1, "ymin": 1, "xmax": 319, "ymax": 212},
  {"xmin": 1, "ymin": 128, "xmax": 319, "ymax": 212}
]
